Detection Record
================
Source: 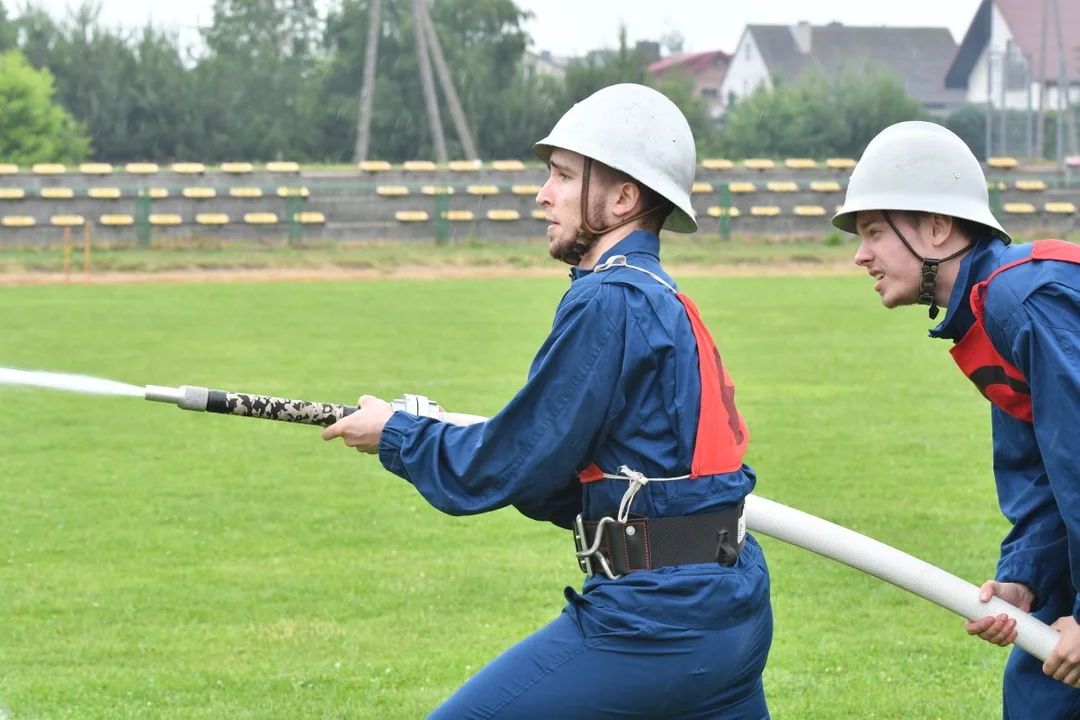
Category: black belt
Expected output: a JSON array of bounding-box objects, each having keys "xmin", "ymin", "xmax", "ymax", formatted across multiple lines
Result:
[{"xmin": 572, "ymin": 504, "xmax": 746, "ymax": 580}]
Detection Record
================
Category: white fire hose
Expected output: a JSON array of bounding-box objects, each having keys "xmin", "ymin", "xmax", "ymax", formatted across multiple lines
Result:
[{"xmin": 425, "ymin": 400, "xmax": 1060, "ymax": 662}]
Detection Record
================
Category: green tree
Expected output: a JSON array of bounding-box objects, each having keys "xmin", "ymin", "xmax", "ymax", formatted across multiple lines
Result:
[
  {"xmin": 193, "ymin": 0, "xmax": 324, "ymax": 161},
  {"xmin": 0, "ymin": 49, "xmax": 91, "ymax": 164},
  {"xmin": 0, "ymin": 0, "xmax": 17, "ymax": 51},
  {"xmin": 719, "ymin": 66, "xmax": 926, "ymax": 159}
]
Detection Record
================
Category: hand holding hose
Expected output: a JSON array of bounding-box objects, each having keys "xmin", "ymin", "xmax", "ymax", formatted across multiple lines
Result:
[
  {"xmin": 965, "ymin": 580, "xmax": 1035, "ymax": 647},
  {"xmin": 321, "ymin": 395, "xmax": 394, "ymax": 453}
]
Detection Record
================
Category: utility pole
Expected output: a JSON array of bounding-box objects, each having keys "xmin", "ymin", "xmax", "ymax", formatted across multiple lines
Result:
[
  {"xmin": 416, "ymin": 0, "xmax": 479, "ymax": 161},
  {"xmin": 353, "ymin": 0, "xmax": 476, "ymax": 165},
  {"xmin": 1051, "ymin": 0, "xmax": 1068, "ymax": 168},
  {"xmin": 354, "ymin": 0, "xmax": 383, "ymax": 163},
  {"xmin": 411, "ymin": 0, "xmax": 448, "ymax": 164},
  {"xmin": 1035, "ymin": 0, "xmax": 1048, "ymax": 160}
]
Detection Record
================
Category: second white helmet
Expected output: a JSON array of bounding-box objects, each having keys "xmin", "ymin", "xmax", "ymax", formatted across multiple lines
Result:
[
  {"xmin": 533, "ymin": 83, "xmax": 699, "ymax": 233},
  {"xmin": 832, "ymin": 121, "xmax": 1011, "ymax": 243}
]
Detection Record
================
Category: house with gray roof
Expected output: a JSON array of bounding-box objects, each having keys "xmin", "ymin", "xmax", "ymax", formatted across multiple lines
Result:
[{"xmin": 718, "ymin": 21, "xmax": 967, "ymax": 117}]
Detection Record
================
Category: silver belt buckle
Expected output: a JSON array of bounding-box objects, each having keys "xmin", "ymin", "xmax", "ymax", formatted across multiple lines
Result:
[
  {"xmin": 572, "ymin": 514, "xmax": 623, "ymax": 580},
  {"xmin": 572, "ymin": 514, "xmax": 594, "ymax": 577}
]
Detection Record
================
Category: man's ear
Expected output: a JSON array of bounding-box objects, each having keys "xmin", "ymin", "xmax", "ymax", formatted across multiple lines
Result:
[
  {"xmin": 928, "ymin": 213, "xmax": 955, "ymax": 250},
  {"xmin": 611, "ymin": 181, "xmax": 641, "ymax": 219}
]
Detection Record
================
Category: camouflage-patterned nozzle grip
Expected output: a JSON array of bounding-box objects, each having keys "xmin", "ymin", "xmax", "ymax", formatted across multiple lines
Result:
[{"xmin": 204, "ymin": 389, "xmax": 358, "ymax": 427}]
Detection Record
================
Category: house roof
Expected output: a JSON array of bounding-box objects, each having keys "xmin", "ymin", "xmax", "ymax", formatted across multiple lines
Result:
[
  {"xmin": 947, "ymin": 0, "xmax": 1080, "ymax": 87},
  {"xmin": 746, "ymin": 23, "xmax": 967, "ymax": 106},
  {"xmin": 647, "ymin": 50, "xmax": 730, "ymax": 76}
]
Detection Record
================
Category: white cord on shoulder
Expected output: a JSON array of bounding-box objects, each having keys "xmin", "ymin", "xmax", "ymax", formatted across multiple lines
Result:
[
  {"xmin": 593, "ymin": 255, "xmax": 676, "ymax": 292},
  {"xmin": 599, "ymin": 465, "xmax": 691, "ymax": 523}
]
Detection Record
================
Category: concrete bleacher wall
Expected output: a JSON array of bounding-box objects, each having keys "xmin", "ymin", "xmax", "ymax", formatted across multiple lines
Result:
[{"xmin": 0, "ymin": 159, "xmax": 1076, "ymax": 245}]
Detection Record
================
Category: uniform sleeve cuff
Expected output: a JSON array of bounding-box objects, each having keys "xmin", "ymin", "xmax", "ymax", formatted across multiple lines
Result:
[{"xmin": 377, "ymin": 411, "xmax": 415, "ymax": 480}]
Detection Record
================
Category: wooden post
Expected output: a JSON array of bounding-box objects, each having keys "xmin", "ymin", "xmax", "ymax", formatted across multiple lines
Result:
[
  {"xmin": 83, "ymin": 221, "xmax": 92, "ymax": 284},
  {"xmin": 64, "ymin": 226, "xmax": 72, "ymax": 282}
]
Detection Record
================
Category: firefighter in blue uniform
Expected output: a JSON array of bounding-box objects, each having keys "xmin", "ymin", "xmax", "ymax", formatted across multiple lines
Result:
[
  {"xmin": 322, "ymin": 83, "xmax": 774, "ymax": 718},
  {"xmin": 833, "ymin": 120, "xmax": 1080, "ymax": 719}
]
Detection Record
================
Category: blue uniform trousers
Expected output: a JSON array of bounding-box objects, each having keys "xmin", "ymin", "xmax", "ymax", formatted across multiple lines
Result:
[
  {"xmin": 427, "ymin": 539, "xmax": 773, "ymax": 720},
  {"xmin": 1004, "ymin": 581, "xmax": 1080, "ymax": 720}
]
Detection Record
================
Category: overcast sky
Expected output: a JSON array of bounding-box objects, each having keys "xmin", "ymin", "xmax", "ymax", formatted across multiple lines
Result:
[{"xmin": 31, "ymin": 0, "xmax": 986, "ymax": 57}]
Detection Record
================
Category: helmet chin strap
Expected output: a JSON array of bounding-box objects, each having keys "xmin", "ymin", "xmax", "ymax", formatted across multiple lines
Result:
[
  {"xmin": 576, "ymin": 157, "xmax": 670, "ymax": 244},
  {"xmin": 881, "ymin": 210, "xmax": 972, "ymax": 320}
]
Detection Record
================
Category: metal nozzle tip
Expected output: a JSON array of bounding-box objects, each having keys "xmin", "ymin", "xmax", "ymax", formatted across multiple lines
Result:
[{"xmin": 145, "ymin": 385, "xmax": 183, "ymax": 404}]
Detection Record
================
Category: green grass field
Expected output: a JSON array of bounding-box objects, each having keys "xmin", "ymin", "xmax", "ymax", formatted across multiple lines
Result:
[{"xmin": 1, "ymin": 267, "xmax": 1019, "ymax": 718}]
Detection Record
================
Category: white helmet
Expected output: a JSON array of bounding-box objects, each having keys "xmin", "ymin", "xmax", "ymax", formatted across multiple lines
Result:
[
  {"xmin": 534, "ymin": 83, "xmax": 698, "ymax": 233},
  {"xmin": 832, "ymin": 120, "xmax": 1010, "ymax": 243}
]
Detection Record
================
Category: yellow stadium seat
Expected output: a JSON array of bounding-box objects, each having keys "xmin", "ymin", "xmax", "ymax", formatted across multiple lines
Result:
[
  {"xmin": 691, "ymin": 182, "xmax": 714, "ymax": 194},
  {"xmin": 467, "ymin": 185, "xmax": 499, "ymax": 196},
  {"xmin": 88, "ymin": 188, "xmax": 122, "ymax": 199},
  {"xmin": 1003, "ymin": 203, "xmax": 1036, "ymax": 214},
  {"xmin": 229, "ymin": 187, "xmax": 263, "ymax": 198},
  {"xmin": 359, "ymin": 161, "xmax": 392, "ymax": 171},
  {"xmin": 41, "ymin": 188, "xmax": 74, "ymax": 199},
  {"xmin": 487, "ymin": 209, "xmax": 520, "ymax": 221},
  {"xmin": 421, "ymin": 185, "xmax": 455, "ymax": 195},
  {"xmin": 0, "ymin": 189, "xmax": 26, "ymax": 199},
  {"xmin": 293, "ymin": 211, "xmax": 326, "ymax": 224},
  {"xmin": 448, "ymin": 160, "xmax": 481, "ymax": 171},
  {"xmin": 750, "ymin": 206, "xmax": 781, "ymax": 216},
  {"xmin": 266, "ymin": 161, "xmax": 301, "ymax": 173},
  {"xmin": 810, "ymin": 181, "xmax": 843, "ymax": 192},
  {"xmin": 376, "ymin": 185, "xmax": 410, "ymax": 196},
  {"xmin": 100, "ymin": 214, "xmax": 134, "ymax": 226},
  {"xmin": 404, "ymin": 160, "xmax": 437, "ymax": 171},
  {"xmin": 987, "ymin": 181, "xmax": 1007, "ymax": 190},
  {"xmin": 493, "ymin": 160, "xmax": 526, "ymax": 171},
  {"xmin": 80, "ymin": 163, "xmax": 113, "ymax": 175},
  {"xmin": 1016, "ymin": 180, "xmax": 1047, "ymax": 191},
  {"xmin": 144, "ymin": 188, "xmax": 169, "ymax": 199},
  {"xmin": 988, "ymin": 156, "xmax": 1019, "ymax": 169},
  {"xmin": 172, "ymin": 163, "xmax": 206, "ymax": 174},
  {"xmin": 531, "ymin": 209, "xmax": 548, "ymax": 220},
  {"xmin": 395, "ymin": 210, "xmax": 429, "ymax": 222},
  {"xmin": 767, "ymin": 182, "xmax": 798, "ymax": 193},
  {"xmin": 512, "ymin": 185, "xmax": 542, "ymax": 195},
  {"xmin": 2, "ymin": 215, "xmax": 35, "ymax": 227},
  {"xmin": 794, "ymin": 205, "xmax": 827, "ymax": 216},
  {"xmin": 1045, "ymin": 202, "xmax": 1077, "ymax": 214},
  {"xmin": 197, "ymin": 213, "xmax": 231, "ymax": 225},
  {"xmin": 126, "ymin": 163, "xmax": 159, "ymax": 174},
  {"xmin": 706, "ymin": 206, "xmax": 741, "ymax": 218},
  {"xmin": 826, "ymin": 158, "xmax": 857, "ymax": 169},
  {"xmin": 729, "ymin": 182, "xmax": 756, "ymax": 193},
  {"xmin": 183, "ymin": 187, "xmax": 216, "ymax": 199},
  {"xmin": 276, "ymin": 187, "xmax": 309, "ymax": 198},
  {"xmin": 149, "ymin": 214, "xmax": 183, "ymax": 225},
  {"xmin": 50, "ymin": 215, "xmax": 85, "ymax": 226},
  {"xmin": 743, "ymin": 159, "xmax": 775, "ymax": 170},
  {"xmin": 702, "ymin": 159, "xmax": 733, "ymax": 170},
  {"xmin": 221, "ymin": 162, "xmax": 254, "ymax": 174},
  {"xmin": 33, "ymin": 164, "xmax": 66, "ymax": 174},
  {"xmin": 244, "ymin": 213, "xmax": 278, "ymax": 225},
  {"xmin": 0, "ymin": 164, "xmax": 18, "ymax": 175},
  {"xmin": 444, "ymin": 210, "xmax": 475, "ymax": 221},
  {"xmin": 785, "ymin": 158, "xmax": 817, "ymax": 169}
]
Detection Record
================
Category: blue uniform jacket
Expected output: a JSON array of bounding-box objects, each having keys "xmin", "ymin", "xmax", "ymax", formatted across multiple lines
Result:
[
  {"xmin": 931, "ymin": 236, "xmax": 1080, "ymax": 619},
  {"xmin": 378, "ymin": 231, "xmax": 770, "ymax": 632}
]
